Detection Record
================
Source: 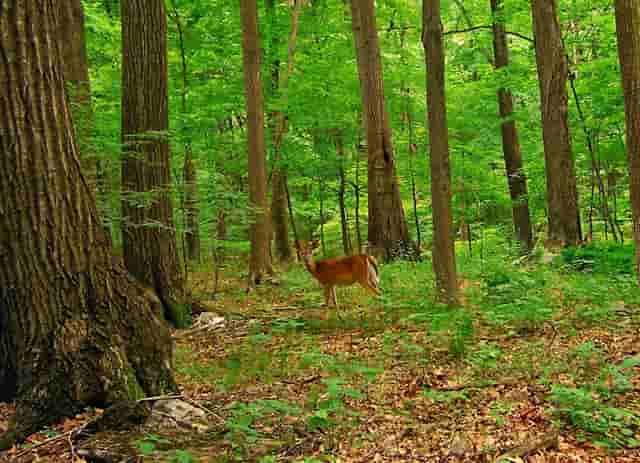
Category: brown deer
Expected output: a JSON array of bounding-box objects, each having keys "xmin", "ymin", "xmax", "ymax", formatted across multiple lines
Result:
[{"xmin": 297, "ymin": 239, "xmax": 381, "ymax": 307}]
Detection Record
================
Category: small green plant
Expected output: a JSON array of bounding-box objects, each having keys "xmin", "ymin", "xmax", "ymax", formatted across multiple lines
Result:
[
  {"xmin": 135, "ymin": 433, "xmax": 170, "ymax": 456},
  {"xmin": 171, "ymin": 449, "xmax": 195, "ymax": 463},
  {"xmin": 422, "ymin": 388, "xmax": 469, "ymax": 404},
  {"xmin": 550, "ymin": 386, "xmax": 639, "ymax": 448}
]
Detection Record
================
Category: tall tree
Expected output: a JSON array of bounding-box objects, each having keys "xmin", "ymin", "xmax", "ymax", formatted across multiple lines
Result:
[
  {"xmin": 350, "ymin": 0, "xmax": 412, "ymax": 261},
  {"xmin": 169, "ymin": 2, "xmax": 201, "ymax": 262},
  {"xmin": 423, "ymin": 0, "xmax": 458, "ymax": 303},
  {"xmin": 531, "ymin": 0, "xmax": 582, "ymax": 246},
  {"xmin": 614, "ymin": 0, "xmax": 640, "ymax": 282},
  {"xmin": 0, "ymin": 0, "xmax": 175, "ymax": 448},
  {"xmin": 490, "ymin": 0, "xmax": 533, "ymax": 252},
  {"xmin": 59, "ymin": 0, "xmax": 96, "ymax": 193},
  {"xmin": 241, "ymin": 0, "xmax": 273, "ymax": 284},
  {"xmin": 121, "ymin": 0, "xmax": 184, "ymax": 320},
  {"xmin": 270, "ymin": 0, "xmax": 303, "ymax": 264}
]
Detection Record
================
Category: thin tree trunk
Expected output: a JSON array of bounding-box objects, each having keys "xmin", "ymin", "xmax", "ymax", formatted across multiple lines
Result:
[
  {"xmin": 531, "ymin": 0, "xmax": 582, "ymax": 246},
  {"xmin": 490, "ymin": 0, "xmax": 533, "ymax": 253},
  {"xmin": 423, "ymin": 0, "xmax": 458, "ymax": 304},
  {"xmin": 400, "ymin": 27, "xmax": 422, "ymax": 256},
  {"xmin": 240, "ymin": 0, "xmax": 273, "ymax": 285},
  {"xmin": 271, "ymin": 1, "xmax": 302, "ymax": 263},
  {"xmin": 350, "ymin": 0, "xmax": 412, "ymax": 261},
  {"xmin": 121, "ymin": 0, "xmax": 184, "ymax": 322},
  {"xmin": 614, "ymin": 0, "xmax": 640, "ymax": 282},
  {"xmin": 0, "ymin": 1, "xmax": 175, "ymax": 447},
  {"xmin": 170, "ymin": 2, "xmax": 201, "ymax": 262},
  {"xmin": 354, "ymin": 135, "xmax": 363, "ymax": 253},
  {"xmin": 336, "ymin": 136, "xmax": 353, "ymax": 255}
]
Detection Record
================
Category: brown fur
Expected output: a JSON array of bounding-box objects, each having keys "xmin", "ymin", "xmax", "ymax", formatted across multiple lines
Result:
[{"xmin": 297, "ymin": 240, "xmax": 381, "ymax": 307}]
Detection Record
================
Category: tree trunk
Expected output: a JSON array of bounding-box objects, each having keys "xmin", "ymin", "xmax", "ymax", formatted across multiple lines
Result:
[
  {"xmin": 336, "ymin": 136, "xmax": 353, "ymax": 255},
  {"xmin": 531, "ymin": 0, "xmax": 582, "ymax": 246},
  {"xmin": 60, "ymin": 0, "xmax": 97, "ymax": 195},
  {"xmin": 241, "ymin": 0, "xmax": 273, "ymax": 285},
  {"xmin": 614, "ymin": 0, "xmax": 640, "ymax": 282},
  {"xmin": 490, "ymin": 0, "xmax": 533, "ymax": 253},
  {"xmin": 423, "ymin": 0, "xmax": 458, "ymax": 304},
  {"xmin": 121, "ymin": 0, "xmax": 184, "ymax": 323},
  {"xmin": 350, "ymin": 0, "xmax": 412, "ymax": 262},
  {"xmin": 270, "ymin": 1, "xmax": 302, "ymax": 264},
  {"xmin": 171, "ymin": 2, "xmax": 201, "ymax": 262},
  {"xmin": 0, "ymin": 1, "xmax": 175, "ymax": 447}
]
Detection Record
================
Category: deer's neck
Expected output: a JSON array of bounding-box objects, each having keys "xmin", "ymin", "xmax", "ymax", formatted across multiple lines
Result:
[{"xmin": 303, "ymin": 256, "xmax": 318, "ymax": 276}]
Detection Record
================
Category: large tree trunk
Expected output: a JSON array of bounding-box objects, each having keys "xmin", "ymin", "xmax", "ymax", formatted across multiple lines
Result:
[
  {"xmin": 423, "ymin": 0, "xmax": 458, "ymax": 304},
  {"xmin": 0, "ymin": 0, "xmax": 175, "ymax": 448},
  {"xmin": 60, "ymin": 0, "xmax": 96, "ymax": 194},
  {"xmin": 241, "ymin": 0, "xmax": 273, "ymax": 284},
  {"xmin": 615, "ymin": 0, "xmax": 640, "ymax": 282},
  {"xmin": 350, "ymin": 0, "xmax": 412, "ymax": 262},
  {"xmin": 531, "ymin": 0, "xmax": 582, "ymax": 246},
  {"xmin": 121, "ymin": 0, "xmax": 184, "ymax": 321},
  {"xmin": 490, "ymin": 0, "xmax": 533, "ymax": 253}
]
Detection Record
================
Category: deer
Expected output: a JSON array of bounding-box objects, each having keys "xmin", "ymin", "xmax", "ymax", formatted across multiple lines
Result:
[{"xmin": 296, "ymin": 239, "xmax": 381, "ymax": 307}]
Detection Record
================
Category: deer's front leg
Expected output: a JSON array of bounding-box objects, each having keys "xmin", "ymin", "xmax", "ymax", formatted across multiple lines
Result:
[{"xmin": 323, "ymin": 286, "xmax": 331, "ymax": 306}]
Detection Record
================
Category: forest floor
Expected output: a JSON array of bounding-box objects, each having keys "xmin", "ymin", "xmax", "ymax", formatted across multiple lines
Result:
[{"xmin": 2, "ymin": 246, "xmax": 640, "ymax": 462}]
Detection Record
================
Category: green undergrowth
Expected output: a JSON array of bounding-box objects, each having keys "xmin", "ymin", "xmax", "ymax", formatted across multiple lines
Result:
[{"xmin": 173, "ymin": 238, "xmax": 640, "ymax": 460}]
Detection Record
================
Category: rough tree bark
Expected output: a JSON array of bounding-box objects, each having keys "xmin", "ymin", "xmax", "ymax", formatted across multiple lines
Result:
[
  {"xmin": 241, "ymin": 0, "xmax": 273, "ymax": 284},
  {"xmin": 60, "ymin": 0, "xmax": 96, "ymax": 194},
  {"xmin": 490, "ymin": 0, "xmax": 533, "ymax": 252},
  {"xmin": 614, "ymin": 0, "xmax": 640, "ymax": 282},
  {"xmin": 350, "ymin": 0, "xmax": 412, "ymax": 261},
  {"xmin": 531, "ymin": 0, "xmax": 582, "ymax": 246},
  {"xmin": 121, "ymin": 0, "xmax": 184, "ymax": 321},
  {"xmin": 423, "ymin": 0, "xmax": 458, "ymax": 304},
  {"xmin": 0, "ymin": 0, "xmax": 175, "ymax": 448}
]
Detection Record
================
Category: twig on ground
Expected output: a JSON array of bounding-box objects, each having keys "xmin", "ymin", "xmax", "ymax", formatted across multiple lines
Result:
[
  {"xmin": 137, "ymin": 394, "xmax": 183, "ymax": 402},
  {"xmin": 495, "ymin": 432, "xmax": 559, "ymax": 461}
]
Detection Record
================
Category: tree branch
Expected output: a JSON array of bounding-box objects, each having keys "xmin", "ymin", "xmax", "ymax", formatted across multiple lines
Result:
[{"xmin": 443, "ymin": 24, "xmax": 533, "ymax": 43}]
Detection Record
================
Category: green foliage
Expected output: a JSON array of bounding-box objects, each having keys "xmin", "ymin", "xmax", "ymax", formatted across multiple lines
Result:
[
  {"xmin": 550, "ymin": 386, "xmax": 639, "ymax": 448},
  {"xmin": 561, "ymin": 243, "xmax": 635, "ymax": 275}
]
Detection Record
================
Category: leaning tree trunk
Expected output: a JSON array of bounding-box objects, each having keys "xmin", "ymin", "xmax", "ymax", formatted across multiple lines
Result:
[
  {"xmin": 60, "ymin": 0, "xmax": 96, "ymax": 194},
  {"xmin": 241, "ymin": 0, "xmax": 273, "ymax": 284},
  {"xmin": 0, "ymin": 0, "xmax": 175, "ymax": 448},
  {"xmin": 531, "ymin": 0, "xmax": 582, "ymax": 246},
  {"xmin": 350, "ymin": 0, "xmax": 412, "ymax": 261},
  {"xmin": 121, "ymin": 0, "xmax": 184, "ymax": 321},
  {"xmin": 614, "ymin": 0, "xmax": 640, "ymax": 283},
  {"xmin": 490, "ymin": 0, "xmax": 533, "ymax": 253},
  {"xmin": 423, "ymin": 0, "xmax": 458, "ymax": 304}
]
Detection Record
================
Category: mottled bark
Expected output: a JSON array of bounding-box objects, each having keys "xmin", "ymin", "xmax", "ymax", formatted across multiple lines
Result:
[
  {"xmin": 0, "ymin": 0, "xmax": 175, "ymax": 447},
  {"xmin": 241, "ymin": 0, "xmax": 273, "ymax": 284},
  {"xmin": 491, "ymin": 0, "xmax": 533, "ymax": 252},
  {"xmin": 531, "ymin": 0, "xmax": 582, "ymax": 246},
  {"xmin": 350, "ymin": 0, "xmax": 412, "ymax": 261},
  {"xmin": 121, "ymin": 0, "xmax": 184, "ymax": 321},
  {"xmin": 423, "ymin": 0, "xmax": 458, "ymax": 304},
  {"xmin": 615, "ymin": 0, "xmax": 640, "ymax": 282}
]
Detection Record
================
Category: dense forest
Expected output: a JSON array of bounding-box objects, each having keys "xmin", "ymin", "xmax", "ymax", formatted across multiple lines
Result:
[{"xmin": 1, "ymin": 0, "xmax": 640, "ymax": 461}]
